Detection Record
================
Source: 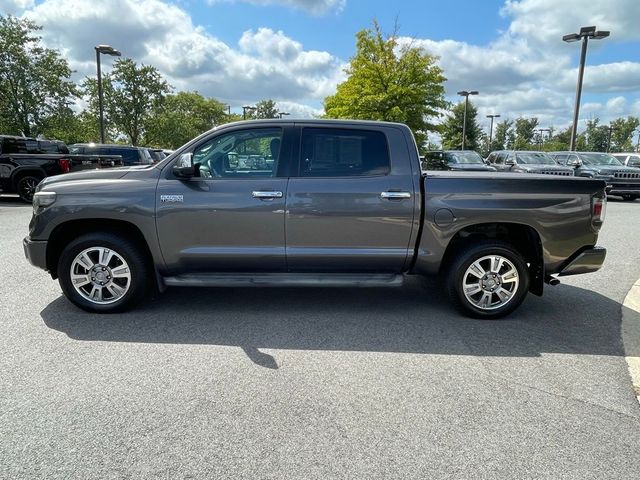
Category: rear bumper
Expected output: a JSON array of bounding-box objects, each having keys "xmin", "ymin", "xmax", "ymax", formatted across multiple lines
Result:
[
  {"xmin": 23, "ymin": 236, "xmax": 48, "ymax": 270},
  {"xmin": 558, "ymin": 246, "xmax": 606, "ymax": 276}
]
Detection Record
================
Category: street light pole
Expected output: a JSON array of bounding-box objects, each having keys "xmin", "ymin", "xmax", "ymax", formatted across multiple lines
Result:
[
  {"xmin": 606, "ymin": 125, "xmax": 619, "ymax": 152},
  {"xmin": 457, "ymin": 90, "xmax": 478, "ymax": 150},
  {"xmin": 486, "ymin": 114, "xmax": 500, "ymax": 151},
  {"xmin": 242, "ymin": 105, "xmax": 256, "ymax": 120},
  {"xmin": 94, "ymin": 45, "xmax": 121, "ymax": 144},
  {"xmin": 563, "ymin": 26, "xmax": 610, "ymax": 151}
]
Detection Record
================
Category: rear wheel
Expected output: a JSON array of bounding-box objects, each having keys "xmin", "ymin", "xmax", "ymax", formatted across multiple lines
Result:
[
  {"xmin": 446, "ymin": 240, "xmax": 530, "ymax": 319},
  {"xmin": 58, "ymin": 232, "xmax": 150, "ymax": 313},
  {"xmin": 16, "ymin": 175, "xmax": 42, "ymax": 203}
]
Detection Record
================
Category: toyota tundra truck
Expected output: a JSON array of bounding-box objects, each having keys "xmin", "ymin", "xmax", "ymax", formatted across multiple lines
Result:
[{"xmin": 23, "ymin": 120, "xmax": 607, "ymax": 318}]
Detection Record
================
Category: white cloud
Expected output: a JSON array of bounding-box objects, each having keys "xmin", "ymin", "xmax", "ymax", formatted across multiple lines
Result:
[
  {"xmin": 0, "ymin": 0, "xmax": 34, "ymax": 14},
  {"xmin": 207, "ymin": 0, "xmax": 345, "ymax": 15},
  {"xmin": 18, "ymin": 0, "xmax": 343, "ymax": 108}
]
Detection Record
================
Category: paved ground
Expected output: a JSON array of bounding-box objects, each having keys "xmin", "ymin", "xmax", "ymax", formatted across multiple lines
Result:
[{"xmin": 1, "ymin": 195, "xmax": 640, "ymax": 479}]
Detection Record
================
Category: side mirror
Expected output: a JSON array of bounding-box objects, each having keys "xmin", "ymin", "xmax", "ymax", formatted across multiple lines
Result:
[
  {"xmin": 173, "ymin": 152, "xmax": 195, "ymax": 178},
  {"xmin": 568, "ymin": 158, "xmax": 582, "ymax": 167},
  {"xmin": 505, "ymin": 158, "xmax": 515, "ymax": 166}
]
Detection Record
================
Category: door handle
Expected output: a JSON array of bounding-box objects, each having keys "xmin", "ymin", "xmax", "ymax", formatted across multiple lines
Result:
[
  {"xmin": 252, "ymin": 191, "xmax": 283, "ymax": 199},
  {"xmin": 380, "ymin": 191, "xmax": 411, "ymax": 200}
]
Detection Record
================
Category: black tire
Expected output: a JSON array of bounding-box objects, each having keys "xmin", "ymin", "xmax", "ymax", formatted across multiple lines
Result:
[
  {"xmin": 446, "ymin": 240, "xmax": 530, "ymax": 319},
  {"xmin": 58, "ymin": 232, "xmax": 150, "ymax": 313},
  {"xmin": 16, "ymin": 175, "xmax": 42, "ymax": 203}
]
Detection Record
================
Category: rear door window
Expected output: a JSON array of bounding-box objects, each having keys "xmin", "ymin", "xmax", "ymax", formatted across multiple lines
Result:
[{"xmin": 299, "ymin": 128, "xmax": 390, "ymax": 177}]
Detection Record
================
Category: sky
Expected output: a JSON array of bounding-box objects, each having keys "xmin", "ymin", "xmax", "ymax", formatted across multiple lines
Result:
[{"xmin": 2, "ymin": 0, "xmax": 640, "ymax": 139}]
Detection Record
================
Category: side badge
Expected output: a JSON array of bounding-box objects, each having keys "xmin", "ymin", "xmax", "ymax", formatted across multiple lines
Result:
[{"xmin": 160, "ymin": 194, "xmax": 184, "ymax": 203}]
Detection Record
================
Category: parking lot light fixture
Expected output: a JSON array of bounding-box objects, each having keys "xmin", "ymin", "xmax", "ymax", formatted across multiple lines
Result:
[
  {"xmin": 242, "ymin": 105, "xmax": 256, "ymax": 120},
  {"xmin": 457, "ymin": 90, "xmax": 479, "ymax": 150},
  {"xmin": 563, "ymin": 26, "xmax": 610, "ymax": 151},
  {"xmin": 277, "ymin": 112, "xmax": 290, "ymax": 119},
  {"xmin": 95, "ymin": 44, "xmax": 121, "ymax": 144},
  {"xmin": 486, "ymin": 114, "xmax": 500, "ymax": 151}
]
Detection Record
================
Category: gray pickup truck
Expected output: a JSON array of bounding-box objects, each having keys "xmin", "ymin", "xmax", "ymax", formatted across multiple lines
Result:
[{"xmin": 24, "ymin": 119, "xmax": 608, "ymax": 318}]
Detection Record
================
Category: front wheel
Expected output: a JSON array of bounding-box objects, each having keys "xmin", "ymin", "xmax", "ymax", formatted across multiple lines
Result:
[
  {"xmin": 58, "ymin": 232, "xmax": 150, "ymax": 313},
  {"xmin": 446, "ymin": 241, "xmax": 530, "ymax": 319}
]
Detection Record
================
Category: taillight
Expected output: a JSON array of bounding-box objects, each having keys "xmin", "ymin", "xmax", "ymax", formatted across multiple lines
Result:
[
  {"xmin": 58, "ymin": 158, "xmax": 71, "ymax": 173},
  {"xmin": 592, "ymin": 195, "xmax": 606, "ymax": 230}
]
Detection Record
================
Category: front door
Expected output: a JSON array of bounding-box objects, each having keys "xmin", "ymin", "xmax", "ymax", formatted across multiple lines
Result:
[
  {"xmin": 285, "ymin": 126, "xmax": 417, "ymax": 273},
  {"xmin": 156, "ymin": 125, "xmax": 292, "ymax": 273}
]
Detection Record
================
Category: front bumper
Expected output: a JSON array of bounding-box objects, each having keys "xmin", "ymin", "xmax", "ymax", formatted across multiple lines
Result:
[
  {"xmin": 23, "ymin": 236, "xmax": 48, "ymax": 271},
  {"xmin": 607, "ymin": 181, "xmax": 640, "ymax": 195},
  {"xmin": 558, "ymin": 246, "xmax": 606, "ymax": 276}
]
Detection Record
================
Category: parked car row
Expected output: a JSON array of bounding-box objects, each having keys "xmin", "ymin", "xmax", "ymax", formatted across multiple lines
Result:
[
  {"xmin": 1, "ymin": 135, "xmax": 170, "ymax": 202},
  {"xmin": 423, "ymin": 149, "xmax": 640, "ymax": 201}
]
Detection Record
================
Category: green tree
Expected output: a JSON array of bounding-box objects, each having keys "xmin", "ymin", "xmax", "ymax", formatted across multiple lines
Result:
[
  {"xmin": 323, "ymin": 21, "xmax": 447, "ymax": 151},
  {"xmin": 583, "ymin": 118, "xmax": 609, "ymax": 152},
  {"xmin": 489, "ymin": 119, "xmax": 513, "ymax": 151},
  {"xmin": 440, "ymin": 101, "xmax": 482, "ymax": 151},
  {"xmin": 88, "ymin": 58, "xmax": 171, "ymax": 145},
  {"xmin": 253, "ymin": 99, "xmax": 279, "ymax": 119},
  {"xmin": 542, "ymin": 125, "xmax": 571, "ymax": 152},
  {"xmin": 145, "ymin": 91, "xmax": 229, "ymax": 149},
  {"xmin": 514, "ymin": 117, "xmax": 539, "ymax": 150},
  {"xmin": 609, "ymin": 116, "xmax": 640, "ymax": 152},
  {"xmin": 0, "ymin": 15, "xmax": 78, "ymax": 137}
]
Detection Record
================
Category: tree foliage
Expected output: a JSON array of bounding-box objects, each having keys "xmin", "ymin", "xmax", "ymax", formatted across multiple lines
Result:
[
  {"xmin": 0, "ymin": 15, "xmax": 78, "ymax": 137},
  {"xmin": 513, "ymin": 117, "xmax": 539, "ymax": 150},
  {"xmin": 440, "ymin": 101, "xmax": 483, "ymax": 151},
  {"xmin": 145, "ymin": 91, "xmax": 229, "ymax": 148},
  {"xmin": 324, "ymin": 21, "xmax": 447, "ymax": 151},
  {"xmin": 253, "ymin": 99, "xmax": 279, "ymax": 119},
  {"xmin": 90, "ymin": 58, "xmax": 171, "ymax": 145}
]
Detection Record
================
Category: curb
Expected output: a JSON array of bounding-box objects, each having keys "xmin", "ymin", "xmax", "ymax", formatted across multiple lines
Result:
[{"xmin": 622, "ymin": 278, "xmax": 640, "ymax": 405}]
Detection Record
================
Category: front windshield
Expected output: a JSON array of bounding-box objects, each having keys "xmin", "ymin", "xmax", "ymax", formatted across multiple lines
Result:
[
  {"xmin": 445, "ymin": 151, "xmax": 484, "ymax": 164},
  {"xmin": 580, "ymin": 153, "xmax": 623, "ymax": 166},
  {"xmin": 516, "ymin": 152, "xmax": 556, "ymax": 165},
  {"xmin": 68, "ymin": 146, "xmax": 82, "ymax": 154}
]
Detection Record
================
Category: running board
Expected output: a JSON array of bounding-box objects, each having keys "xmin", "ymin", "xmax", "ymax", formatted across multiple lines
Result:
[{"xmin": 163, "ymin": 273, "xmax": 404, "ymax": 288}]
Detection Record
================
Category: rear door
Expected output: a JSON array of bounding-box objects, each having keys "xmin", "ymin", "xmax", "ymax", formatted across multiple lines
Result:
[{"xmin": 285, "ymin": 125, "xmax": 416, "ymax": 273}]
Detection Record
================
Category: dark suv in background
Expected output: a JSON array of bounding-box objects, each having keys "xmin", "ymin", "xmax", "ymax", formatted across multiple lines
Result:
[
  {"xmin": 550, "ymin": 151, "xmax": 640, "ymax": 201},
  {"xmin": 486, "ymin": 150, "xmax": 574, "ymax": 176},
  {"xmin": 69, "ymin": 144, "xmax": 153, "ymax": 166},
  {"xmin": 422, "ymin": 150, "xmax": 496, "ymax": 171}
]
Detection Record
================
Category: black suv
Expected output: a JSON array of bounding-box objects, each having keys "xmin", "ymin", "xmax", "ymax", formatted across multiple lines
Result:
[
  {"xmin": 486, "ymin": 150, "xmax": 574, "ymax": 176},
  {"xmin": 422, "ymin": 150, "xmax": 496, "ymax": 171},
  {"xmin": 550, "ymin": 151, "xmax": 640, "ymax": 201},
  {"xmin": 69, "ymin": 144, "xmax": 153, "ymax": 166}
]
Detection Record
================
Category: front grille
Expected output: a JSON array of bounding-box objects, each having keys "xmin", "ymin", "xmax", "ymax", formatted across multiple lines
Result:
[
  {"xmin": 613, "ymin": 171, "xmax": 640, "ymax": 179},
  {"xmin": 539, "ymin": 170, "xmax": 573, "ymax": 176}
]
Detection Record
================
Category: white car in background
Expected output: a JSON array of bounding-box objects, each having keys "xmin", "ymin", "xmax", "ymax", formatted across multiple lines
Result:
[{"xmin": 612, "ymin": 153, "xmax": 640, "ymax": 168}]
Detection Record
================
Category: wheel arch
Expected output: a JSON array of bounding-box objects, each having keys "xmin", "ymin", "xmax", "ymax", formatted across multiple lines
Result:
[
  {"xmin": 46, "ymin": 219, "xmax": 160, "ymax": 290},
  {"xmin": 440, "ymin": 222, "xmax": 544, "ymax": 296}
]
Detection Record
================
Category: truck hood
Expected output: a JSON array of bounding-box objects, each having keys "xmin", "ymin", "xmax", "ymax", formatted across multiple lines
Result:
[
  {"xmin": 449, "ymin": 164, "xmax": 497, "ymax": 172},
  {"xmin": 38, "ymin": 166, "xmax": 150, "ymax": 189},
  {"xmin": 519, "ymin": 164, "xmax": 574, "ymax": 174}
]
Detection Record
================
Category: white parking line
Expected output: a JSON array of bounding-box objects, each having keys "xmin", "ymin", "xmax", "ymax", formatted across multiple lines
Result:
[{"xmin": 622, "ymin": 278, "xmax": 640, "ymax": 405}]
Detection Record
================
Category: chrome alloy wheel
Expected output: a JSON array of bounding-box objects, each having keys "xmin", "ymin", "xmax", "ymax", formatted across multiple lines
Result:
[
  {"xmin": 69, "ymin": 247, "xmax": 131, "ymax": 304},
  {"xmin": 462, "ymin": 255, "xmax": 519, "ymax": 311}
]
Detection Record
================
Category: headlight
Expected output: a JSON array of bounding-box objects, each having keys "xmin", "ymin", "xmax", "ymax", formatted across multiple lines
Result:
[{"xmin": 33, "ymin": 191, "xmax": 56, "ymax": 214}]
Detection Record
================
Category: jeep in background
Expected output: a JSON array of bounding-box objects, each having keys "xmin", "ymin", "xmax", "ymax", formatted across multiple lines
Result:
[
  {"xmin": 25, "ymin": 119, "xmax": 607, "ymax": 319},
  {"xmin": 0, "ymin": 135, "xmax": 123, "ymax": 202},
  {"xmin": 422, "ymin": 150, "xmax": 497, "ymax": 172},
  {"xmin": 551, "ymin": 151, "xmax": 640, "ymax": 201},
  {"xmin": 69, "ymin": 143, "xmax": 154, "ymax": 166},
  {"xmin": 486, "ymin": 150, "xmax": 574, "ymax": 176}
]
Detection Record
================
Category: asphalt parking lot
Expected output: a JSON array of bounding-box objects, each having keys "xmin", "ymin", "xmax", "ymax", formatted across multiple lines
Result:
[{"xmin": 1, "ymin": 195, "xmax": 640, "ymax": 479}]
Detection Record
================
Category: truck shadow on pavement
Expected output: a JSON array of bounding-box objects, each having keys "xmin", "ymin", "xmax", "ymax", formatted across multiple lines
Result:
[{"xmin": 40, "ymin": 277, "xmax": 639, "ymax": 369}]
